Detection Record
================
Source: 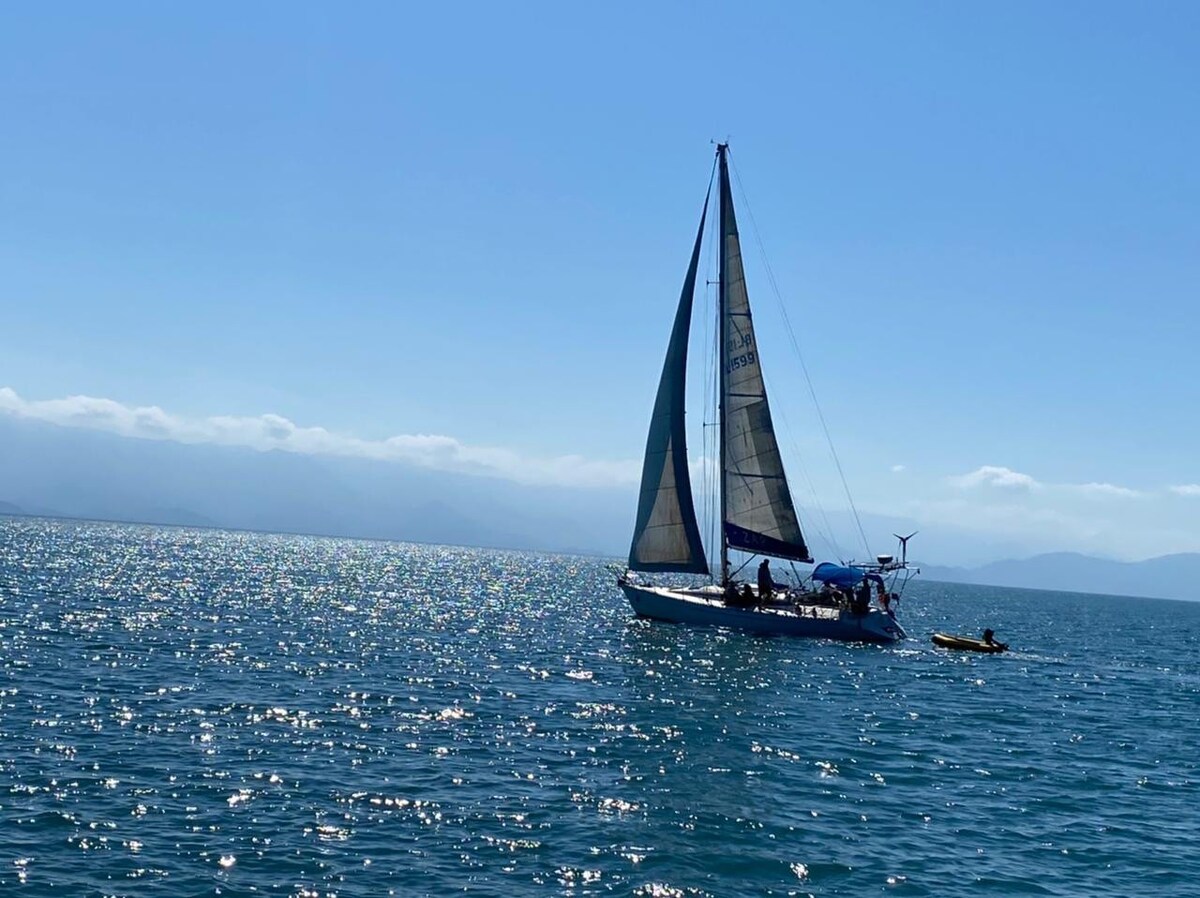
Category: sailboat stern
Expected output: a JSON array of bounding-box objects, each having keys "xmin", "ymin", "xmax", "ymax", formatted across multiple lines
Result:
[{"xmin": 858, "ymin": 610, "xmax": 907, "ymax": 643}]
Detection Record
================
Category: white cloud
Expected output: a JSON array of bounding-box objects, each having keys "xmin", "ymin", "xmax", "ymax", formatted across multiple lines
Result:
[
  {"xmin": 1072, "ymin": 482, "xmax": 1145, "ymax": 499},
  {"xmin": 0, "ymin": 387, "xmax": 639, "ymax": 489},
  {"xmin": 902, "ymin": 495, "xmax": 1200, "ymax": 561},
  {"xmin": 949, "ymin": 465, "xmax": 1040, "ymax": 491},
  {"xmin": 891, "ymin": 464, "xmax": 906, "ymax": 473},
  {"xmin": 948, "ymin": 465, "xmax": 1144, "ymax": 499},
  {"xmin": 909, "ymin": 497, "xmax": 1089, "ymax": 537},
  {"xmin": 921, "ymin": 465, "xmax": 1198, "ymax": 559}
]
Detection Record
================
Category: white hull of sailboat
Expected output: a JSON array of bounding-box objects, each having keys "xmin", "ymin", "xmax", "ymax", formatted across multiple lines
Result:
[{"xmin": 620, "ymin": 582, "xmax": 906, "ymax": 643}]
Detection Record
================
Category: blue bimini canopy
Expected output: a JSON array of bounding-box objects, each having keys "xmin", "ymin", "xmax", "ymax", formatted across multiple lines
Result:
[{"xmin": 812, "ymin": 562, "xmax": 883, "ymax": 589}]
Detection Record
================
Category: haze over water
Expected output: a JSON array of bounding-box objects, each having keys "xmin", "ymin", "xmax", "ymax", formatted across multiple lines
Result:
[{"xmin": 0, "ymin": 517, "xmax": 1196, "ymax": 896}]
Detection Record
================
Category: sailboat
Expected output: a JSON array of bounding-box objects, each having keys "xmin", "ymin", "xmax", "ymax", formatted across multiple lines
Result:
[{"xmin": 618, "ymin": 144, "xmax": 912, "ymax": 643}]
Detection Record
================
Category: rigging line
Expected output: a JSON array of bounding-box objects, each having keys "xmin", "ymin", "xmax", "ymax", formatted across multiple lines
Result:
[
  {"xmin": 702, "ymin": 174, "xmax": 721, "ymax": 576},
  {"xmin": 728, "ymin": 152, "xmax": 872, "ymax": 560},
  {"xmin": 705, "ymin": 321, "xmax": 715, "ymax": 571},
  {"xmin": 700, "ymin": 189, "xmax": 712, "ymax": 571},
  {"xmin": 729, "ymin": 554, "xmax": 754, "ymax": 580},
  {"xmin": 685, "ymin": 159, "xmax": 718, "ymax": 577},
  {"xmin": 700, "ymin": 163, "xmax": 710, "ymax": 576},
  {"xmin": 758, "ymin": 364, "xmax": 846, "ymax": 563},
  {"xmin": 702, "ymin": 216, "xmax": 711, "ymax": 568},
  {"xmin": 722, "ymin": 161, "xmax": 841, "ymax": 562},
  {"xmin": 775, "ymin": 407, "xmax": 843, "ymax": 561}
]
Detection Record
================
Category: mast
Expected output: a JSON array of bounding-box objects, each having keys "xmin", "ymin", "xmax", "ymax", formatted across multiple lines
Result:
[{"xmin": 717, "ymin": 142, "xmax": 730, "ymax": 586}]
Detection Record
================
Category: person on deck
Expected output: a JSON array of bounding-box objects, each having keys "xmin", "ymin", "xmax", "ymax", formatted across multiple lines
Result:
[
  {"xmin": 757, "ymin": 559, "xmax": 773, "ymax": 600},
  {"xmin": 852, "ymin": 580, "xmax": 871, "ymax": 615}
]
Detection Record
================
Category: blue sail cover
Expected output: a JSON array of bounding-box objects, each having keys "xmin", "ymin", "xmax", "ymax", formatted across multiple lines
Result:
[
  {"xmin": 812, "ymin": 562, "xmax": 883, "ymax": 588},
  {"xmin": 627, "ymin": 195, "xmax": 710, "ymax": 574}
]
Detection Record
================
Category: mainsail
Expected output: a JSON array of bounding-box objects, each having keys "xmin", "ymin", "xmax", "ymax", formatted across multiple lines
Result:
[
  {"xmin": 627, "ymin": 197, "xmax": 710, "ymax": 574},
  {"xmin": 717, "ymin": 147, "xmax": 812, "ymax": 565}
]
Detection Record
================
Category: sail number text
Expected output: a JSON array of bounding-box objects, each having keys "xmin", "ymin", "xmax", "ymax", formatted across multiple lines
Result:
[
  {"xmin": 726, "ymin": 351, "xmax": 757, "ymax": 373},
  {"xmin": 727, "ymin": 333, "xmax": 754, "ymax": 353},
  {"xmin": 726, "ymin": 333, "xmax": 756, "ymax": 373}
]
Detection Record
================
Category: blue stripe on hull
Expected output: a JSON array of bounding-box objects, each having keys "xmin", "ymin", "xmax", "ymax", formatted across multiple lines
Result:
[{"xmin": 620, "ymin": 583, "xmax": 905, "ymax": 643}]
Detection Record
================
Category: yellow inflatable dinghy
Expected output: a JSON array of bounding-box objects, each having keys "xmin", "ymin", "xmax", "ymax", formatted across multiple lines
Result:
[{"xmin": 931, "ymin": 632, "xmax": 1008, "ymax": 653}]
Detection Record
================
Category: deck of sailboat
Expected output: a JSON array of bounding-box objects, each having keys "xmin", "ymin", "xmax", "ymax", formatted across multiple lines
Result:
[{"xmin": 672, "ymin": 584, "xmax": 842, "ymax": 618}]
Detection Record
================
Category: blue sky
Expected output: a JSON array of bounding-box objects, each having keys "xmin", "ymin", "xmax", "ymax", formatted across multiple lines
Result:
[{"xmin": 3, "ymin": 2, "xmax": 1199, "ymax": 561}]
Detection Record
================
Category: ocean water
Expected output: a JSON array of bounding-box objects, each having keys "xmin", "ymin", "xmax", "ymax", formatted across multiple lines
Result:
[{"xmin": 0, "ymin": 518, "xmax": 1197, "ymax": 897}]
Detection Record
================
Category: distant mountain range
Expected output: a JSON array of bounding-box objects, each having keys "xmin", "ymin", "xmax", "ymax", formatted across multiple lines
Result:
[
  {"xmin": 0, "ymin": 414, "xmax": 1014, "ymax": 566},
  {"xmin": 921, "ymin": 552, "xmax": 1200, "ymax": 602},
  {"xmin": 2, "ymin": 414, "xmax": 1197, "ymax": 601},
  {"xmin": 0, "ymin": 415, "xmax": 632, "ymax": 557}
]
